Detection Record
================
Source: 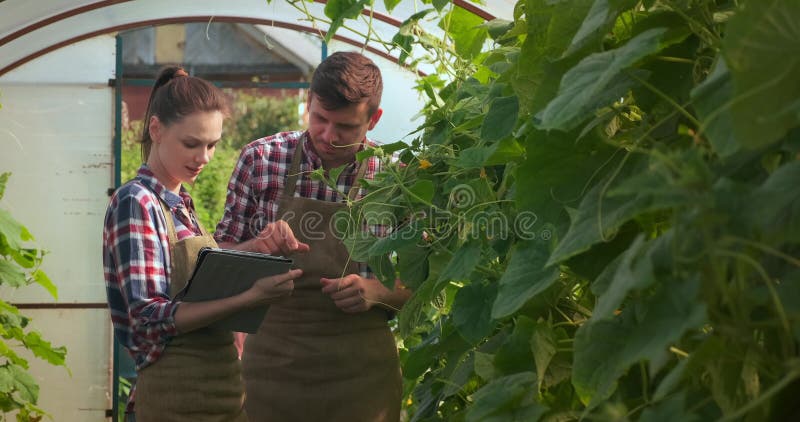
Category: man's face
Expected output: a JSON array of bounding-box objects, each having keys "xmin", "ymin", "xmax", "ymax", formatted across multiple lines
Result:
[{"xmin": 307, "ymin": 93, "xmax": 381, "ymax": 169}]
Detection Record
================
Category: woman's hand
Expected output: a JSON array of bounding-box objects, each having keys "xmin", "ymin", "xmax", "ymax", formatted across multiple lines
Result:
[{"xmin": 249, "ymin": 269, "xmax": 302, "ymax": 305}]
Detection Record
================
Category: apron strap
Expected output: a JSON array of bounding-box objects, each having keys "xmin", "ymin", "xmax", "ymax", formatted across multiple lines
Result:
[
  {"xmin": 157, "ymin": 200, "xmax": 179, "ymax": 245},
  {"xmin": 283, "ymin": 135, "xmax": 369, "ymax": 202}
]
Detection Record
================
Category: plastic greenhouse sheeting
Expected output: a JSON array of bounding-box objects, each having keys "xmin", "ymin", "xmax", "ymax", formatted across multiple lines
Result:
[{"xmin": 0, "ymin": 0, "xmax": 515, "ymax": 77}]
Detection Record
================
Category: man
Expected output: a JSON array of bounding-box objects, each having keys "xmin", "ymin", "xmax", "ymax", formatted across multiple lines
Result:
[{"xmin": 216, "ymin": 51, "xmax": 410, "ymax": 421}]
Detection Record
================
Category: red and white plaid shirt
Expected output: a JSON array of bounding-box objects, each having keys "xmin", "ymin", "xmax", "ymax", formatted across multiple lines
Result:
[
  {"xmin": 103, "ymin": 165, "xmax": 205, "ymax": 412},
  {"xmin": 214, "ymin": 131, "xmax": 385, "ymax": 277}
]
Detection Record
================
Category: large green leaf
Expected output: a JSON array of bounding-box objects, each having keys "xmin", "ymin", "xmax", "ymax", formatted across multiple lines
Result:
[
  {"xmin": 452, "ymin": 281, "xmax": 497, "ymax": 344},
  {"xmin": 396, "ymin": 245, "xmax": 429, "ymax": 289},
  {"xmin": 440, "ymin": 6, "xmax": 488, "ymax": 60},
  {"xmin": 745, "ymin": 161, "xmax": 800, "ymax": 242},
  {"xmin": 22, "ymin": 332, "xmax": 66, "ymax": 367},
  {"xmin": 537, "ymin": 28, "xmax": 668, "ymax": 131},
  {"xmin": 368, "ymin": 253, "xmax": 396, "ymax": 288},
  {"xmin": 492, "ymin": 241, "xmax": 559, "ymax": 319},
  {"xmin": 481, "ymin": 96, "xmax": 519, "ymax": 142},
  {"xmin": 564, "ymin": 0, "xmax": 639, "ymax": 56},
  {"xmin": 722, "ymin": 0, "xmax": 800, "ymax": 149},
  {"xmin": 0, "ymin": 258, "xmax": 27, "ymax": 288},
  {"xmin": 0, "ymin": 364, "xmax": 39, "ymax": 404},
  {"xmin": 572, "ymin": 279, "xmax": 707, "ymax": 407},
  {"xmin": 323, "ymin": 0, "xmax": 370, "ymax": 43},
  {"xmin": 367, "ymin": 224, "xmax": 421, "ymax": 256},
  {"xmin": 593, "ymin": 235, "xmax": 656, "ymax": 318},
  {"xmin": 515, "ymin": 129, "xmax": 619, "ymax": 242},
  {"xmin": 494, "ymin": 316, "xmax": 537, "ymax": 376},
  {"xmin": 547, "ymin": 154, "xmax": 693, "ymax": 266},
  {"xmin": 692, "ymin": 60, "xmax": 741, "ymax": 158},
  {"xmin": 0, "ymin": 209, "xmax": 33, "ymax": 252},
  {"xmin": 32, "ymin": 269, "xmax": 57, "ymax": 300},
  {"xmin": 512, "ymin": 0, "xmax": 594, "ymax": 115},
  {"xmin": 437, "ymin": 241, "xmax": 481, "ymax": 285},
  {"xmin": 465, "ymin": 372, "xmax": 546, "ymax": 422},
  {"xmin": 530, "ymin": 321, "xmax": 558, "ymax": 393},
  {"xmin": 639, "ymin": 393, "xmax": 698, "ymax": 422}
]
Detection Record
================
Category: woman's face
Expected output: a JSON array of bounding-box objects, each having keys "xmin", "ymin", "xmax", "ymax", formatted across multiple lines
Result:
[{"xmin": 148, "ymin": 110, "xmax": 223, "ymax": 191}]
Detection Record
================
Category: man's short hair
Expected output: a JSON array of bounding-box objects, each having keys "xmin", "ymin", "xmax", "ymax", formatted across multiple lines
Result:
[{"xmin": 310, "ymin": 51, "xmax": 383, "ymax": 116}]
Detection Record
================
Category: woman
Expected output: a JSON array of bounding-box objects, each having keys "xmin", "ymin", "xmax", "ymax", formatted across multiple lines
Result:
[{"xmin": 103, "ymin": 67, "xmax": 301, "ymax": 421}]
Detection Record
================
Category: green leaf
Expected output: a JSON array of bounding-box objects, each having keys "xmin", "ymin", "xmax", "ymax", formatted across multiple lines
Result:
[
  {"xmin": 407, "ymin": 179, "xmax": 434, "ymax": 204},
  {"xmin": 484, "ymin": 19, "xmax": 515, "ymax": 42},
  {"xmin": 538, "ymin": 28, "xmax": 668, "ymax": 131},
  {"xmin": 481, "ymin": 96, "xmax": 519, "ymax": 142},
  {"xmin": 465, "ymin": 372, "xmax": 545, "ymax": 422},
  {"xmin": 367, "ymin": 224, "xmax": 421, "ymax": 256},
  {"xmin": 440, "ymin": 7, "xmax": 488, "ymax": 60},
  {"xmin": 492, "ymin": 241, "xmax": 559, "ymax": 319},
  {"xmin": 722, "ymin": 0, "xmax": 800, "ymax": 149},
  {"xmin": 396, "ymin": 245, "xmax": 429, "ymax": 289},
  {"xmin": 474, "ymin": 351, "xmax": 496, "ymax": 381},
  {"xmin": 323, "ymin": 0, "xmax": 369, "ymax": 43},
  {"xmin": 692, "ymin": 60, "xmax": 741, "ymax": 158},
  {"xmin": 32, "ymin": 270, "xmax": 57, "ymax": 300},
  {"xmin": 0, "ymin": 258, "xmax": 27, "ymax": 288},
  {"xmin": 437, "ymin": 241, "xmax": 481, "ymax": 285},
  {"xmin": 652, "ymin": 359, "xmax": 688, "ymax": 402},
  {"xmin": 565, "ymin": 0, "xmax": 639, "ymax": 57},
  {"xmin": 485, "ymin": 138, "xmax": 525, "ymax": 166},
  {"xmin": 548, "ymin": 155, "xmax": 690, "ymax": 266},
  {"xmin": 0, "ymin": 173, "xmax": 9, "ymax": 201},
  {"xmin": 530, "ymin": 321, "xmax": 558, "ymax": 393},
  {"xmin": 593, "ymin": 235, "xmax": 656, "ymax": 318},
  {"xmin": 512, "ymin": 0, "xmax": 593, "ymax": 115},
  {"xmin": 0, "ymin": 209, "xmax": 34, "ymax": 252},
  {"xmin": 342, "ymin": 232, "xmax": 375, "ymax": 261},
  {"xmin": 572, "ymin": 279, "xmax": 707, "ymax": 408},
  {"xmin": 326, "ymin": 165, "xmax": 346, "ymax": 190},
  {"xmin": 432, "ymin": 0, "xmax": 449, "ymax": 12},
  {"xmin": 452, "ymin": 282, "xmax": 497, "ymax": 344},
  {"xmin": 368, "ymin": 253, "xmax": 395, "ymax": 288},
  {"xmin": 455, "ymin": 145, "xmax": 496, "ymax": 169},
  {"xmin": 0, "ymin": 364, "xmax": 39, "ymax": 404},
  {"xmin": 383, "ymin": 0, "xmax": 401, "ymax": 13},
  {"xmin": 639, "ymin": 392, "xmax": 698, "ymax": 422},
  {"xmin": 494, "ymin": 317, "xmax": 536, "ymax": 375},
  {"xmin": 745, "ymin": 161, "xmax": 800, "ymax": 242},
  {"xmin": 515, "ymin": 129, "xmax": 618, "ymax": 243},
  {"xmin": 22, "ymin": 332, "xmax": 66, "ymax": 366}
]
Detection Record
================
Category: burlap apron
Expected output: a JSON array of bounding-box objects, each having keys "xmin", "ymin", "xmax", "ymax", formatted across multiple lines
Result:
[
  {"xmin": 242, "ymin": 144, "xmax": 402, "ymax": 421},
  {"xmin": 135, "ymin": 200, "xmax": 247, "ymax": 422}
]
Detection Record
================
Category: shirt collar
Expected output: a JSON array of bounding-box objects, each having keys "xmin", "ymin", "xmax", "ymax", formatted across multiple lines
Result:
[{"xmin": 135, "ymin": 164, "xmax": 194, "ymax": 211}]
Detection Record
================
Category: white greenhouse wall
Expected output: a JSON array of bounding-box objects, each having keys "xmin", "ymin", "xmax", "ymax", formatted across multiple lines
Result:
[{"xmin": 0, "ymin": 34, "xmax": 116, "ymax": 420}]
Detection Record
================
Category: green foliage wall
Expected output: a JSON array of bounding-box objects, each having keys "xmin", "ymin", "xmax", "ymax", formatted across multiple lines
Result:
[{"xmin": 300, "ymin": 0, "xmax": 800, "ymax": 420}]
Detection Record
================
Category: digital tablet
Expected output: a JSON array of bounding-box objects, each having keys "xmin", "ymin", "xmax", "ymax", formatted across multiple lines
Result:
[{"xmin": 177, "ymin": 247, "xmax": 294, "ymax": 333}]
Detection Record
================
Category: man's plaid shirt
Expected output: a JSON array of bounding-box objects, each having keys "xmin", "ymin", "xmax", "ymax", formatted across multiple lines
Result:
[{"xmin": 214, "ymin": 131, "xmax": 386, "ymax": 277}]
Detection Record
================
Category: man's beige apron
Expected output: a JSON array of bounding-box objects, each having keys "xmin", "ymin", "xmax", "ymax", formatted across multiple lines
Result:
[
  {"xmin": 242, "ymin": 144, "xmax": 402, "ymax": 421},
  {"xmin": 135, "ymin": 200, "xmax": 246, "ymax": 422}
]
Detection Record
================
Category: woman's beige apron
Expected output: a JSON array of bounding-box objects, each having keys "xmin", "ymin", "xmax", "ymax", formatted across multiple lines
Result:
[
  {"xmin": 242, "ymin": 144, "xmax": 402, "ymax": 421},
  {"xmin": 135, "ymin": 200, "xmax": 246, "ymax": 422}
]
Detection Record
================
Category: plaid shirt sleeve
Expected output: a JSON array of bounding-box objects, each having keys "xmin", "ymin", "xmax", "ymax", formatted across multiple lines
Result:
[
  {"xmin": 103, "ymin": 184, "xmax": 179, "ymax": 369},
  {"xmin": 215, "ymin": 145, "xmax": 256, "ymax": 243}
]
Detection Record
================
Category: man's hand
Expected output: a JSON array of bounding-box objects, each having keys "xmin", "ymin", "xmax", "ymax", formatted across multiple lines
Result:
[
  {"xmin": 320, "ymin": 275, "xmax": 411, "ymax": 313},
  {"xmin": 222, "ymin": 220, "xmax": 310, "ymax": 256}
]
